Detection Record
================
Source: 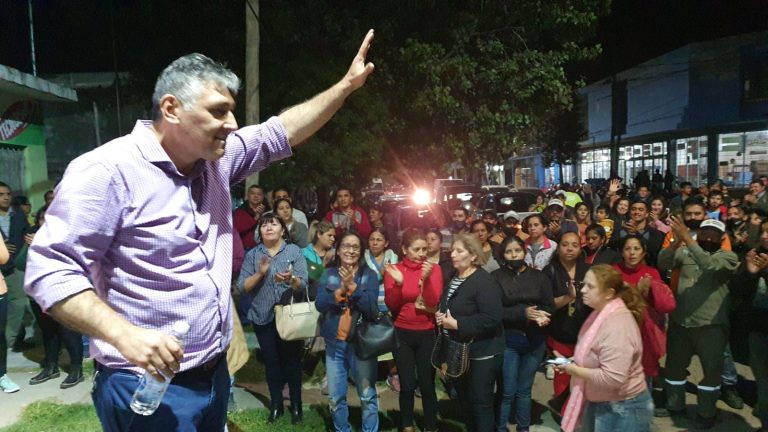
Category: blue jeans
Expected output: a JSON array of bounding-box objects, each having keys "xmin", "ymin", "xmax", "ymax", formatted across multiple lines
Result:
[
  {"xmin": 325, "ymin": 338, "xmax": 379, "ymax": 432},
  {"xmin": 580, "ymin": 389, "xmax": 653, "ymax": 432},
  {"xmin": 496, "ymin": 339, "xmax": 546, "ymax": 432},
  {"xmin": 253, "ymin": 320, "xmax": 303, "ymax": 408},
  {"xmin": 92, "ymin": 357, "xmax": 229, "ymax": 432},
  {"xmin": 722, "ymin": 342, "xmax": 738, "ymax": 386}
]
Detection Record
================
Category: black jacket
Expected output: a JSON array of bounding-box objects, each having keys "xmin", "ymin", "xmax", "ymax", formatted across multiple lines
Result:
[
  {"xmin": 583, "ymin": 247, "xmax": 621, "ymax": 266},
  {"xmin": 1, "ymin": 207, "xmax": 30, "ymax": 275},
  {"xmin": 491, "ymin": 265, "xmax": 554, "ymax": 338},
  {"xmin": 544, "ymin": 259, "xmax": 592, "ymax": 344},
  {"xmin": 439, "ymin": 268, "xmax": 504, "ymax": 359}
]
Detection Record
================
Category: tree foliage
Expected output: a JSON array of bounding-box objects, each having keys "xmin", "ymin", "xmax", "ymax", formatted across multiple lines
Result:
[{"xmin": 258, "ymin": 0, "xmax": 609, "ymax": 189}]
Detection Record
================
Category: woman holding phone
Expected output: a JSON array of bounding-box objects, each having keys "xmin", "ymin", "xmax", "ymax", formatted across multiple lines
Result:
[{"xmin": 238, "ymin": 214, "xmax": 308, "ymax": 424}]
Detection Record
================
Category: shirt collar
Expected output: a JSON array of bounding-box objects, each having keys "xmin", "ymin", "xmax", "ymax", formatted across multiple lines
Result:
[{"xmin": 132, "ymin": 120, "xmax": 205, "ymax": 178}]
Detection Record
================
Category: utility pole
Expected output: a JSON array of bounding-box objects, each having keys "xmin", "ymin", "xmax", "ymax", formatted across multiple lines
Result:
[
  {"xmin": 28, "ymin": 0, "xmax": 37, "ymax": 76},
  {"xmin": 244, "ymin": 0, "xmax": 260, "ymax": 196}
]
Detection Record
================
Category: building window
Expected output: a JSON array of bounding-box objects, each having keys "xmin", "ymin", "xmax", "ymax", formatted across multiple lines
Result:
[
  {"xmin": 719, "ymin": 130, "xmax": 768, "ymax": 187},
  {"xmin": 675, "ymin": 137, "xmax": 707, "ymax": 186}
]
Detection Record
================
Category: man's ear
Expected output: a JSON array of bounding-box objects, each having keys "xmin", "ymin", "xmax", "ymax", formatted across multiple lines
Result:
[{"xmin": 158, "ymin": 94, "xmax": 182, "ymax": 124}]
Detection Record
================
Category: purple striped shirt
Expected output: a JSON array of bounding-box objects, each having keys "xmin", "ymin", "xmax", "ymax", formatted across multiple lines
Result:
[{"xmin": 24, "ymin": 117, "xmax": 291, "ymax": 374}]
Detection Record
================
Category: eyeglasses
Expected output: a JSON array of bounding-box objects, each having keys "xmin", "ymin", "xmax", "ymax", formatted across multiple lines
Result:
[{"xmin": 339, "ymin": 244, "xmax": 361, "ymax": 252}]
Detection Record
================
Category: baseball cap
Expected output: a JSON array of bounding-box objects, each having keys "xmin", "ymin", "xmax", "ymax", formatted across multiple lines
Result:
[
  {"xmin": 547, "ymin": 199, "xmax": 565, "ymax": 209},
  {"xmin": 699, "ymin": 219, "xmax": 725, "ymax": 233},
  {"xmin": 503, "ymin": 210, "xmax": 520, "ymax": 221}
]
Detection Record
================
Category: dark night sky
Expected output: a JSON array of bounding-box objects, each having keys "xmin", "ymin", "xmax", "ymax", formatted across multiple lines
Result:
[{"xmin": 1, "ymin": 0, "xmax": 767, "ymax": 83}]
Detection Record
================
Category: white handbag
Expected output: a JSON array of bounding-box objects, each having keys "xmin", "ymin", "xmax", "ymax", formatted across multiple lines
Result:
[{"xmin": 274, "ymin": 290, "xmax": 320, "ymax": 341}]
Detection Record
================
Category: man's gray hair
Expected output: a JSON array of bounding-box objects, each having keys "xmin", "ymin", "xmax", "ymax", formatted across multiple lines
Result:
[{"xmin": 151, "ymin": 53, "xmax": 240, "ymax": 120}]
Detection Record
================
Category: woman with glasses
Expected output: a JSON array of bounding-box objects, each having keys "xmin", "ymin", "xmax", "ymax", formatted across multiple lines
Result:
[
  {"xmin": 316, "ymin": 232, "xmax": 380, "ymax": 432},
  {"xmin": 238, "ymin": 214, "xmax": 308, "ymax": 424},
  {"xmin": 544, "ymin": 231, "xmax": 591, "ymax": 414}
]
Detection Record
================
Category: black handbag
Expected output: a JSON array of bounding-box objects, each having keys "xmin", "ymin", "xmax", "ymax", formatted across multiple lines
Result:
[
  {"xmin": 430, "ymin": 327, "xmax": 471, "ymax": 378},
  {"xmin": 351, "ymin": 311, "xmax": 399, "ymax": 360}
]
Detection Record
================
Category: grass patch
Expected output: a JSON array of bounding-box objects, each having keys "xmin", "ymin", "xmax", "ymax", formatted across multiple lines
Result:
[
  {"xmin": 1, "ymin": 402, "xmax": 468, "ymax": 432},
  {"xmin": 0, "ymin": 402, "xmax": 102, "ymax": 432}
]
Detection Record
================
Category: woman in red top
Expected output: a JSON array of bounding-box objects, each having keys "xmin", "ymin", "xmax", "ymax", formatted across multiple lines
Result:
[
  {"xmin": 613, "ymin": 234, "xmax": 676, "ymax": 382},
  {"xmin": 384, "ymin": 228, "xmax": 443, "ymax": 432}
]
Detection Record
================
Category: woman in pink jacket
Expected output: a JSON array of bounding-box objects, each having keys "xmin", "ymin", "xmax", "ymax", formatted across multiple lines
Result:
[{"xmin": 556, "ymin": 264, "xmax": 652, "ymax": 432}]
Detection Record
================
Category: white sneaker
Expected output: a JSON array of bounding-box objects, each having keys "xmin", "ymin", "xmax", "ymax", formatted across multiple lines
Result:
[
  {"xmin": 0, "ymin": 374, "xmax": 20, "ymax": 393},
  {"xmin": 545, "ymin": 364, "xmax": 555, "ymax": 380}
]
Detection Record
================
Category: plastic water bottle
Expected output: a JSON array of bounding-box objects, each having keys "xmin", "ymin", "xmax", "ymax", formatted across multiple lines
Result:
[{"xmin": 130, "ymin": 321, "xmax": 190, "ymax": 415}]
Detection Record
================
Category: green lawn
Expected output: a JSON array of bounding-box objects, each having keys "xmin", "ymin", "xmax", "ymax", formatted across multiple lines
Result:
[
  {"xmin": 1, "ymin": 401, "xmax": 467, "ymax": 432},
  {"xmin": 0, "ymin": 401, "xmax": 329, "ymax": 432}
]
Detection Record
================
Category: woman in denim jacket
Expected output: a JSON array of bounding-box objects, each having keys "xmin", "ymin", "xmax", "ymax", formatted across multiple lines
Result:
[{"xmin": 316, "ymin": 231, "xmax": 380, "ymax": 432}]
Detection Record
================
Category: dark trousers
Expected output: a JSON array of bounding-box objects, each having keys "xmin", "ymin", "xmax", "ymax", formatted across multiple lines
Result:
[
  {"xmin": 253, "ymin": 320, "xmax": 303, "ymax": 408},
  {"xmin": 393, "ymin": 328, "xmax": 438, "ymax": 430},
  {"xmin": 457, "ymin": 354, "xmax": 503, "ymax": 432},
  {"xmin": 0, "ymin": 294, "xmax": 7, "ymax": 375},
  {"xmin": 29, "ymin": 299, "xmax": 83, "ymax": 369},
  {"xmin": 92, "ymin": 357, "xmax": 229, "ymax": 432},
  {"xmin": 664, "ymin": 322, "xmax": 727, "ymax": 419}
]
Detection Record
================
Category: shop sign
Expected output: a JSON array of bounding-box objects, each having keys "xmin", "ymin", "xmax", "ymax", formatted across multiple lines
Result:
[{"xmin": 0, "ymin": 100, "xmax": 37, "ymax": 142}]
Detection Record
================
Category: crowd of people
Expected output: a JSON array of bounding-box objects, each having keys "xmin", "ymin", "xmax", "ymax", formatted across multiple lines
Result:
[
  {"xmin": 4, "ymin": 24, "xmax": 768, "ymax": 431},
  {"xmin": 224, "ymin": 174, "xmax": 768, "ymax": 432}
]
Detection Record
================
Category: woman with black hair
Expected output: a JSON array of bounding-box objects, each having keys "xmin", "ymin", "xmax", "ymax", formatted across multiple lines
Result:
[
  {"xmin": 426, "ymin": 227, "xmax": 455, "ymax": 284},
  {"xmin": 274, "ymin": 197, "xmax": 308, "ymax": 248},
  {"xmin": 470, "ymin": 220, "xmax": 500, "ymax": 273},
  {"xmin": 544, "ymin": 231, "xmax": 591, "ymax": 412},
  {"xmin": 493, "ymin": 235, "xmax": 554, "ymax": 432},
  {"xmin": 238, "ymin": 214, "xmax": 308, "ymax": 424},
  {"xmin": 582, "ymin": 224, "xmax": 621, "ymax": 265},
  {"xmin": 613, "ymin": 234, "xmax": 675, "ymax": 384},
  {"xmin": 316, "ymin": 231, "xmax": 380, "ymax": 432},
  {"xmin": 522, "ymin": 214, "xmax": 557, "ymax": 271}
]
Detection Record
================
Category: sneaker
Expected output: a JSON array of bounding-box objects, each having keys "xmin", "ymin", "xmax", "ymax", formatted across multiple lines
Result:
[
  {"xmin": 0, "ymin": 375, "xmax": 20, "ymax": 393},
  {"xmin": 60, "ymin": 369, "xmax": 84, "ymax": 389},
  {"xmin": 721, "ymin": 386, "xmax": 745, "ymax": 410},
  {"xmin": 387, "ymin": 374, "xmax": 401, "ymax": 393},
  {"xmin": 545, "ymin": 364, "xmax": 555, "ymax": 380}
]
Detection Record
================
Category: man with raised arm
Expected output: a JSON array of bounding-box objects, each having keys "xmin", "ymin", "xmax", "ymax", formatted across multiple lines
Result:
[{"xmin": 24, "ymin": 30, "xmax": 375, "ymax": 431}]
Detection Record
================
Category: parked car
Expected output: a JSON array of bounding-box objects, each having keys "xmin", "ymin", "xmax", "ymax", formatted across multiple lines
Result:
[{"xmin": 474, "ymin": 191, "xmax": 540, "ymax": 221}]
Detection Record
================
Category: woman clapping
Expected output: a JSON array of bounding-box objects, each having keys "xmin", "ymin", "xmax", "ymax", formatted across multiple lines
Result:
[{"xmin": 384, "ymin": 228, "xmax": 442, "ymax": 432}]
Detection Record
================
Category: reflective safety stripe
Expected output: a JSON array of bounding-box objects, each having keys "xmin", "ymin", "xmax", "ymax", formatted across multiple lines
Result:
[
  {"xmin": 697, "ymin": 385, "xmax": 721, "ymax": 392},
  {"xmin": 665, "ymin": 379, "xmax": 687, "ymax": 386}
]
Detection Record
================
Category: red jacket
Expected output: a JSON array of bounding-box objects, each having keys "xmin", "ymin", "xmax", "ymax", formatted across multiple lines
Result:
[
  {"xmin": 613, "ymin": 262, "xmax": 676, "ymax": 377},
  {"xmin": 233, "ymin": 207, "xmax": 259, "ymax": 250},
  {"xmin": 384, "ymin": 257, "xmax": 443, "ymax": 331}
]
